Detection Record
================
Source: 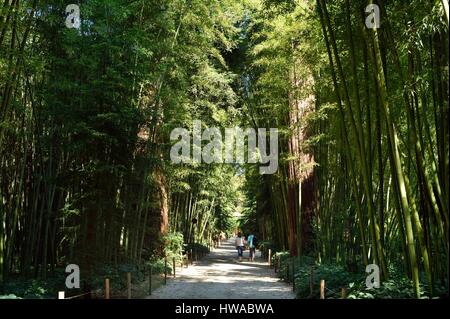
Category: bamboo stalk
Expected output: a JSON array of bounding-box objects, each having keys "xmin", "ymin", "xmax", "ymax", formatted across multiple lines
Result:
[
  {"xmin": 341, "ymin": 288, "xmax": 347, "ymax": 299},
  {"xmin": 149, "ymin": 266, "xmax": 152, "ymax": 296}
]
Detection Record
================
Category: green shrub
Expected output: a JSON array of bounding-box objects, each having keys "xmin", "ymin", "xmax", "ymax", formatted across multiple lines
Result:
[
  {"xmin": 348, "ymin": 274, "xmax": 448, "ymax": 299},
  {"xmin": 162, "ymin": 232, "xmax": 184, "ymax": 262},
  {"xmin": 293, "ymin": 264, "xmax": 363, "ymax": 298},
  {"xmin": 1, "ymin": 278, "xmax": 55, "ymax": 299},
  {"xmin": 288, "ymin": 260, "xmax": 448, "ymax": 299},
  {"xmin": 146, "ymin": 258, "xmax": 172, "ymax": 275}
]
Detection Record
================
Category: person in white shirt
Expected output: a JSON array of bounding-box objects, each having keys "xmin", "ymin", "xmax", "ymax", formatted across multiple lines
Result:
[{"xmin": 235, "ymin": 232, "xmax": 245, "ymax": 261}]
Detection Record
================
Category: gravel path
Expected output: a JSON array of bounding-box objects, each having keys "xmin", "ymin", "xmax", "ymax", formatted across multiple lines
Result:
[{"xmin": 147, "ymin": 239, "xmax": 295, "ymax": 299}]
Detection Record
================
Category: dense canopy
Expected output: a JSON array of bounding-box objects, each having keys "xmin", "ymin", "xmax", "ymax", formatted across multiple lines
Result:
[{"xmin": 0, "ymin": 0, "xmax": 448, "ymax": 299}]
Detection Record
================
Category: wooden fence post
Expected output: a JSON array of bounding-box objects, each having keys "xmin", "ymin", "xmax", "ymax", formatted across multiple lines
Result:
[
  {"xmin": 173, "ymin": 257, "xmax": 176, "ymax": 278},
  {"xmin": 320, "ymin": 279, "xmax": 325, "ymax": 299},
  {"xmin": 149, "ymin": 266, "xmax": 152, "ymax": 296},
  {"xmin": 127, "ymin": 272, "xmax": 131, "ymax": 299},
  {"xmin": 292, "ymin": 260, "xmax": 295, "ymax": 291},
  {"xmin": 286, "ymin": 262, "xmax": 290, "ymax": 282},
  {"xmin": 164, "ymin": 256, "xmax": 168, "ymax": 284},
  {"xmin": 341, "ymin": 288, "xmax": 348, "ymax": 299},
  {"xmin": 273, "ymin": 256, "xmax": 276, "ymax": 272},
  {"xmin": 105, "ymin": 278, "xmax": 110, "ymax": 299},
  {"xmin": 190, "ymin": 249, "xmax": 193, "ymax": 265},
  {"xmin": 277, "ymin": 255, "xmax": 281, "ymax": 273},
  {"xmin": 268, "ymin": 249, "xmax": 272, "ymax": 267}
]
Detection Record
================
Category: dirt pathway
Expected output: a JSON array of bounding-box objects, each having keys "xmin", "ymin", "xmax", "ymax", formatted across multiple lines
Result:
[{"xmin": 146, "ymin": 239, "xmax": 295, "ymax": 299}]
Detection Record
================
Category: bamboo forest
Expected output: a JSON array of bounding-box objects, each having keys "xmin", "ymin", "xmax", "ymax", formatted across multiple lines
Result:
[{"xmin": 0, "ymin": 0, "xmax": 448, "ymax": 300}]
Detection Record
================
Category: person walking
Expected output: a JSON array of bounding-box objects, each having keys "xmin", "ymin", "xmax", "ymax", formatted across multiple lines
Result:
[
  {"xmin": 247, "ymin": 233, "xmax": 256, "ymax": 262},
  {"xmin": 235, "ymin": 232, "xmax": 245, "ymax": 262}
]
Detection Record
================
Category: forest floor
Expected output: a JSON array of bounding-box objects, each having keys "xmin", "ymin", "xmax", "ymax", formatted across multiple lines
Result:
[{"xmin": 146, "ymin": 239, "xmax": 295, "ymax": 299}]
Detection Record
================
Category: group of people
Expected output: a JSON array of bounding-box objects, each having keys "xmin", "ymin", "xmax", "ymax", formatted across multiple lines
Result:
[{"xmin": 234, "ymin": 232, "xmax": 258, "ymax": 262}]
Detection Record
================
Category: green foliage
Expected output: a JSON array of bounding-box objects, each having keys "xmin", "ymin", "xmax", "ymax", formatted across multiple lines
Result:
[
  {"xmin": 347, "ymin": 278, "xmax": 417, "ymax": 299},
  {"xmin": 0, "ymin": 0, "xmax": 246, "ymax": 288},
  {"xmin": 146, "ymin": 259, "xmax": 172, "ymax": 276},
  {"xmin": 348, "ymin": 272, "xmax": 449, "ymax": 299},
  {"xmin": 1, "ymin": 278, "xmax": 59, "ymax": 299},
  {"xmin": 295, "ymin": 264, "xmax": 363, "ymax": 299},
  {"xmin": 0, "ymin": 0, "xmax": 448, "ymax": 300},
  {"xmin": 103, "ymin": 263, "xmax": 144, "ymax": 285},
  {"xmin": 285, "ymin": 261, "xmax": 450, "ymax": 299},
  {"xmin": 162, "ymin": 232, "xmax": 184, "ymax": 262}
]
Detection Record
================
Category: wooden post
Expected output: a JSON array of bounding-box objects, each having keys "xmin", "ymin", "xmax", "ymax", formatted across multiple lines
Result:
[
  {"xmin": 149, "ymin": 266, "xmax": 152, "ymax": 296},
  {"xmin": 341, "ymin": 288, "xmax": 348, "ymax": 299},
  {"xmin": 277, "ymin": 255, "xmax": 281, "ymax": 273},
  {"xmin": 268, "ymin": 249, "xmax": 272, "ymax": 267},
  {"xmin": 164, "ymin": 256, "xmax": 168, "ymax": 284},
  {"xmin": 173, "ymin": 257, "xmax": 176, "ymax": 278},
  {"xmin": 273, "ymin": 255, "xmax": 276, "ymax": 272},
  {"xmin": 105, "ymin": 278, "xmax": 110, "ymax": 299},
  {"xmin": 127, "ymin": 272, "xmax": 131, "ymax": 299},
  {"xmin": 190, "ymin": 249, "xmax": 193, "ymax": 265},
  {"xmin": 286, "ymin": 262, "xmax": 290, "ymax": 282},
  {"xmin": 292, "ymin": 260, "xmax": 295, "ymax": 291},
  {"xmin": 320, "ymin": 279, "xmax": 325, "ymax": 299},
  {"xmin": 58, "ymin": 291, "xmax": 65, "ymax": 299},
  {"xmin": 309, "ymin": 267, "xmax": 314, "ymax": 297}
]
